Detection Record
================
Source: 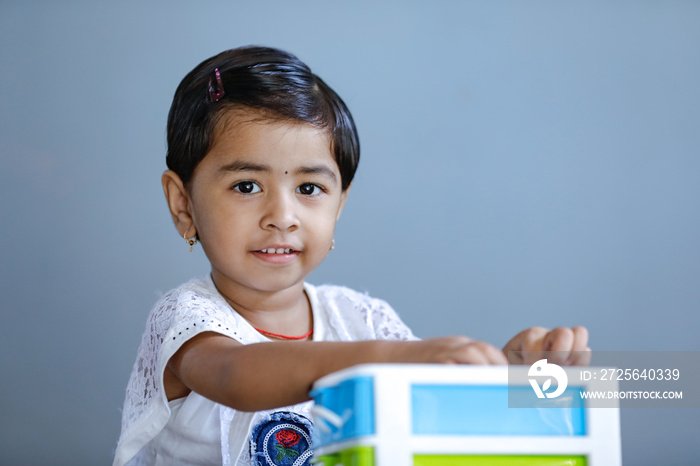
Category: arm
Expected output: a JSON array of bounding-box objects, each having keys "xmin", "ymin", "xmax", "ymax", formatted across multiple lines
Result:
[
  {"xmin": 167, "ymin": 333, "xmax": 507, "ymax": 412},
  {"xmin": 502, "ymin": 326, "xmax": 591, "ymax": 366}
]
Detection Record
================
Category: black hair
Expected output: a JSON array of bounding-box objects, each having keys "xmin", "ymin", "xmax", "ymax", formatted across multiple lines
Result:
[{"xmin": 166, "ymin": 46, "xmax": 359, "ymax": 191}]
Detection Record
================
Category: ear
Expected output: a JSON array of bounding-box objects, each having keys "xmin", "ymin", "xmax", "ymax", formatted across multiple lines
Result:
[
  {"xmin": 162, "ymin": 170, "xmax": 196, "ymax": 237},
  {"xmin": 336, "ymin": 183, "xmax": 351, "ymax": 221}
]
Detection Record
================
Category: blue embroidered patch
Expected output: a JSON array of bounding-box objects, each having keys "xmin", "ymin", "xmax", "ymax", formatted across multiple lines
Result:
[{"xmin": 250, "ymin": 411, "xmax": 313, "ymax": 466}]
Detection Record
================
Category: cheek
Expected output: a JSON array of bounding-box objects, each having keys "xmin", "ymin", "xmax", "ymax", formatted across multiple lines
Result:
[
  {"xmin": 191, "ymin": 204, "xmax": 235, "ymax": 245},
  {"xmin": 310, "ymin": 206, "xmax": 340, "ymax": 232}
]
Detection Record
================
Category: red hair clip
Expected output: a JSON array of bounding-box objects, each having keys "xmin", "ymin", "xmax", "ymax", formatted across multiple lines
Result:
[{"xmin": 208, "ymin": 68, "xmax": 225, "ymax": 102}]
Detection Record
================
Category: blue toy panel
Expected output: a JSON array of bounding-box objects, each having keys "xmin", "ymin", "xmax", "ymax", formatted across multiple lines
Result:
[
  {"xmin": 310, "ymin": 376, "xmax": 375, "ymax": 446},
  {"xmin": 411, "ymin": 385, "xmax": 586, "ymax": 436}
]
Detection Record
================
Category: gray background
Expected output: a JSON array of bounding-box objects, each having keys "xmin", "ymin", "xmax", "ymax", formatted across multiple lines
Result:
[{"xmin": 1, "ymin": 1, "xmax": 699, "ymax": 464}]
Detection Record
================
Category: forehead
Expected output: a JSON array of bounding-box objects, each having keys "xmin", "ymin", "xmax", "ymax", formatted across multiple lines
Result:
[{"xmin": 206, "ymin": 108, "xmax": 335, "ymax": 166}]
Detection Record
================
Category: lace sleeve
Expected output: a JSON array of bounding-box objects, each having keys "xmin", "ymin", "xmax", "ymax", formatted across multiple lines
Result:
[
  {"xmin": 365, "ymin": 295, "xmax": 420, "ymax": 341},
  {"xmin": 315, "ymin": 284, "xmax": 419, "ymax": 342},
  {"xmin": 115, "ymin": 279, "xmax": 257, "ymax": 466}
]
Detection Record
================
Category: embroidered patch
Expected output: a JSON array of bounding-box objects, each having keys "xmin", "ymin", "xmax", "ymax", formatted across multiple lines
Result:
[{"xmin": 250, "ymin": 411, "xmax": 313, "ymax": 466}]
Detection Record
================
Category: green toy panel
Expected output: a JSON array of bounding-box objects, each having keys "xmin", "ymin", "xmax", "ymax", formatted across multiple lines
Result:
[
  {"xmin": 313, "ymin": 449, "xmax": 586, "ymax": 466},
  {"xmin": 313, "ymin": 446, "xmax": 375, "ymax": 466},
  {"xmin": 413, "ymin": 455, "xmax": 587, "ymax": 466}
]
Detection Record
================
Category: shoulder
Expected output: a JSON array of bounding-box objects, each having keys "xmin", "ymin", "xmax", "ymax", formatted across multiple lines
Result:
[
  {"xmin": 146, "ymin": 277, "xmax": 217, "ymax": 323},
  {"xmin": 307, "ymin": 283, "xmax": 417, "ymax": 341},
  {"xmin": 309, "ymin": 283, "xmax": 394, "ymax": 315},
  {"xmin": 155, "ymin": 276, "xmax": 220, "ymax": 305},
  {"xmin": 145, "ymin": 276, "xmax": 257, "ymax": 346}
]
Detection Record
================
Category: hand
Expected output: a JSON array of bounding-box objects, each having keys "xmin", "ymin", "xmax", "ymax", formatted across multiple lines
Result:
[
  {"xmin": 403, "ymin": 336, "xmax": 508, "ymax": 365},
  {"xmin": 502, "ymin": 326, "xmax": 591, "ymax": 366}
]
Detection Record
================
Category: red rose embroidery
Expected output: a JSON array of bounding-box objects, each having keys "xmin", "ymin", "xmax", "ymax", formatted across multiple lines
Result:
[{"xmin": 275, "ymin": 429, "xmax": 301, "ymax": 447}]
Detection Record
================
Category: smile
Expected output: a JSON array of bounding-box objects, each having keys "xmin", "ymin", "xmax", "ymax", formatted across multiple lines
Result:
[{"xmin": 252, "ymin": 247, "xmax": 299, "ymax": 265}]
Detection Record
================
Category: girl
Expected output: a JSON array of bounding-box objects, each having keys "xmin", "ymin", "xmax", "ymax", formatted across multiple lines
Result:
[{"xmin": 114, "ymin": 46, "xmax": 589, "ymax": 466}]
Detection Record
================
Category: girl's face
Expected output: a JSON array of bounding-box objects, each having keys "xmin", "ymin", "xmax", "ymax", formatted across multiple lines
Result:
[{"xmin": 185, "ymin": 112, "xmax": 348, "ymax": 300}]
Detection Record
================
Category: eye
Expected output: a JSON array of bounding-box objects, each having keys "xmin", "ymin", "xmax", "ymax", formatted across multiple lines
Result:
[
  {"xmin": 296, "ymin": 183, "xmax": 323, "ymax": 196},
  {"xmin": 233, "ymin": 181, "xmax": 261, "ymax": 194}
]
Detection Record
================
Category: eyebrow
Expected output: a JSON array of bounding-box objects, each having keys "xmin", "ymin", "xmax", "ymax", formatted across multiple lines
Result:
[
  {"xmin": 218, "ymin": 161, "xmax": 272, "ymax": 173},
  {"xmin": 295, "ymin": 165, "xmax": 338, "ymax": 184}
]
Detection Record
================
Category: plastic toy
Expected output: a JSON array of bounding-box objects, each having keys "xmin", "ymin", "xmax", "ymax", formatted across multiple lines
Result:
[{"xmin": 310, "ymin": 364, "xmax": 620, "ymax": 466}]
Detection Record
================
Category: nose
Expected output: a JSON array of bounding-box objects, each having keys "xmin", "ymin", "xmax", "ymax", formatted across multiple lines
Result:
[{"xmin": 260, "ymin": 189, "xmax": 300, "ymax": 232}]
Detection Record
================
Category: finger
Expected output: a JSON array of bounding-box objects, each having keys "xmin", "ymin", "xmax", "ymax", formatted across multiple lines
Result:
[
  {"xmin": 520, "ymin": 327, "xmax": 548, "ymax": 351},
  {"xmin": 565, "ymin": 326, "xmax": 589, "ymax": 365},
  {"xmin": 544, "ymin": 327, "xmax": 575, "ymax": 365},
  {"xmin": 477, "ymin": 342, "xmax": 508, "ymax": 365},
  {"xmin": 571, "ymin": 326, "xmax": 589, "ymax": 352},
  {"xmin": 455, "ymin": 344, "xmax": 489, "ymax": 365},
  {"xmin": 455, "ymin": 341, "xmax": 507, "ymax": 365},
  {"xmin": 487, "ymin": 345, "xmax": 509, "ymax": 365},
  {"xmin": 505, "ymin": 349, "xmax": 524, "ymax": 365},
  {"xmin": 512, "ymin": 327, "xmax": 548, "ymax": 364},
  {"xmin": 468, "ymin": 341, "xmax": 508, "ymax": 365}
]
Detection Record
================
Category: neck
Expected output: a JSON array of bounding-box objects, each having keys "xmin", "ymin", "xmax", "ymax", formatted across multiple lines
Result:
[{"xmin": 210, "ymin": 272, "xmax": 312, "ymax": 338}]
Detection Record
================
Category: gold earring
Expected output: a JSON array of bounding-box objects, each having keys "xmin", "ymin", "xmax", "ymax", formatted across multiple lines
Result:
[
  {"xmin": 183, "ymin": 231, "xmax": 198, "ymax": 252},
  {"xmin": 330, "ymin": 238, "xmax": 335, "ymax": 251}
]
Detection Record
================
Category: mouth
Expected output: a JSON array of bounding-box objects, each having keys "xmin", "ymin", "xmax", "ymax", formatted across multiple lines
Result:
[
  {"xmin": 252, "ymin": 246, "xmax": 300, "ymax": 265},
  {"xmin": 257, "ymin": 247, "xmax": 298, "ymax": 254}
]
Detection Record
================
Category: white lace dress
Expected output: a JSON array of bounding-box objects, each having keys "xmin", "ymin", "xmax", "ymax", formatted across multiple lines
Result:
[{"xmin": 113, "ymin": 276, "xmax": 417, "ymax": 466}]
